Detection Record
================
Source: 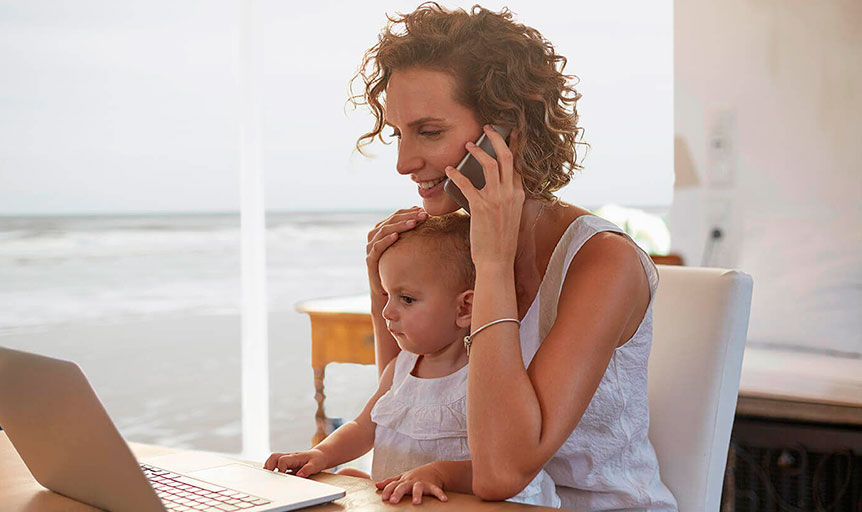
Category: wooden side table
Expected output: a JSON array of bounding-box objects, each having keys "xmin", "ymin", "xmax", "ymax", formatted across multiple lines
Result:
[{"xmin": 296, "ymin": 295, "xmax": 375, "ymax": 445}]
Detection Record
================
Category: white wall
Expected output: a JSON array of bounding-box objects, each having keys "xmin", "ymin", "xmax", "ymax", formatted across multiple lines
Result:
[{"xmin": 671, "ymin": 0, "xmax": 861, "ymax": 355}]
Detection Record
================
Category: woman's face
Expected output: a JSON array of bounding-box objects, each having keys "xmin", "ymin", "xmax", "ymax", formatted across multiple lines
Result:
[{"xmin": 385, "ymin": 68, "xmax": 483, "ymax": 215}]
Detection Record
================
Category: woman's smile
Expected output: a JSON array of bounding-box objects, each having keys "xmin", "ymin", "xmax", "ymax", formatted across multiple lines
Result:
[{"xmin": 416, "ymin": 177, "xmax": 447, "ymax": 198}]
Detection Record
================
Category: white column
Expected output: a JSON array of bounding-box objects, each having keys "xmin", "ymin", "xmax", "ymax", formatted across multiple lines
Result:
[{"xmin": 238, "ymin": 0, "xmax": 269, "ymax": 460}]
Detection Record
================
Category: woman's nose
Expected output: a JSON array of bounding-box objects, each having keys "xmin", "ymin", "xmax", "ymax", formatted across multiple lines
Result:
[{"xmin": 395, "ymin": 139, "xmax": 423, "ymax": 176}]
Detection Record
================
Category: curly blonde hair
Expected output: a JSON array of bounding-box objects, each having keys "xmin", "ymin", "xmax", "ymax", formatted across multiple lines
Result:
[{"xmin": 349, "ymin": 2, "xmax": 586, "ymax": 200}]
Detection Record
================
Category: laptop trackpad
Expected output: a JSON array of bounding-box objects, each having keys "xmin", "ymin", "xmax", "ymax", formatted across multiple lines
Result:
[{"xmin": 190, "ymin": 463, "xmax": 345, "ymax": 503}]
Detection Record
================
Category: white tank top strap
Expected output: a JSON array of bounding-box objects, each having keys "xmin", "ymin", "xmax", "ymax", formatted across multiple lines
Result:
[{"xmin": 535, "ymin": 215, "xmax": 659, "ymax": 343}]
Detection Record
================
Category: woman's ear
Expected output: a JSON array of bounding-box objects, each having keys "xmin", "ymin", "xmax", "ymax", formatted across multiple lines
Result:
[{"xmin": 455, "ymin": 289, "xmax": 473, "ymax": 329}]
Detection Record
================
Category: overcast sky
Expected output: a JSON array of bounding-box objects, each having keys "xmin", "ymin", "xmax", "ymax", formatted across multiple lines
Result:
[{"xmin": 0, "ymin": 0, "xmax": 672, "ymax": 215}]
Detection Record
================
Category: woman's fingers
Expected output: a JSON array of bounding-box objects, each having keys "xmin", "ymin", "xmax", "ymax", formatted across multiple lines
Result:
[
  {"xmin": 366, "ymin": 213, "xmax": 427, "ymax": 255},
  {"xmin": 495, "ymin": 127, "xmax": 519, "ymax": 187},
  {"xmin": 482, "ymin": 124, "xmax": 514, "ymax": 182},
  {"xmin": 449, "ymin": 124, "xmax": 519, "ymax": 211},
  {"xmin": 370, "ymin": 206, "xmax": 424, "ymax": 236},
  {"xmin": 365, "ymin": 231, "xmax": 398, "ymax": 265},
  {"xmin": 372, "ymin": 206, "xmax": 420, "ymax": 229},
  {"xmin": 465, "ymin": 138, "xmax": 501, "ymax": 189},
  {"xmin": 366, "ymin": 218, "xmax": 417, "ymax": 247},
  {"xmin": 445, "ymin": 166, "xmax": 480, "ymax": 204}
]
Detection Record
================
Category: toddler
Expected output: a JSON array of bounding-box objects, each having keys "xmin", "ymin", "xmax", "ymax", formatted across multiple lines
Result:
[{"xmin": 265, "ymin": 212, "xmax": 560, "ymax": 507}]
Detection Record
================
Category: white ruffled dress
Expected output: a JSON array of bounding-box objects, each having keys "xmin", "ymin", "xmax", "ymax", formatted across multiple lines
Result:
[{"xmin": 370, "ymin": 350, "xmax": 561, "ymax": 508}]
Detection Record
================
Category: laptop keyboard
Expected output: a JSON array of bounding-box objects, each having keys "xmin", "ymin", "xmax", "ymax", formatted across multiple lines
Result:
[{"xmin": 141, "ymin": 464, "xmax": 272, "ymax": 512}]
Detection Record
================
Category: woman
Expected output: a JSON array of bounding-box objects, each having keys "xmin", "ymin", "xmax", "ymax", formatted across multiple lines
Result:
[{"xmin": 353, "ymin": 3, "xmax": 677, "ymax": 510}]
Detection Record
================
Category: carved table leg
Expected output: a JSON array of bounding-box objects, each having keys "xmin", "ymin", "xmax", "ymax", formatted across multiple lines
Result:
[{"xmin": 313, "ymin": 365, "xmax": 328, "ymax": 446}]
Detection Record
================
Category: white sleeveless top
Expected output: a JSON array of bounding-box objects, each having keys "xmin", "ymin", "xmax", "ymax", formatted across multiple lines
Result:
[
  {"xmin": 521, "ymin": 215, "xmax": 677, "ymax": 511},
  {"xmin": 371, "ymin": 350, "xmax": 561, "ymax": 508}
]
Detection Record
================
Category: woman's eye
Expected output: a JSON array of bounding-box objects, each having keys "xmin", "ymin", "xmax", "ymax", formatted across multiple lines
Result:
[
  {"xmin": 420, "ymin": 130, "xmax": 442, "ymax": 137},
  {"xmin": 401, "ymin": 296, "xmax": 415, "ymax": 304}
]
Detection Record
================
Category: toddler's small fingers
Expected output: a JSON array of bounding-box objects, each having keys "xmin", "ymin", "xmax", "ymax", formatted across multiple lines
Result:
[
  {"xmin": 375, "ymin": 476, "xmax": 399, "ymax": 489},
  {"xmin": 263, "ymin": 453, "xmax": 282, "ymax": 471},
  {"xmin": 429, "ymin": 484, "xmax": 448, "ymax": 502},
  {"xmin": 381, "ymin": 480, "xmax": 399, "ymax": 501},
  {"xmin": 389, "ymin": 481, "xmax": 409, "ymax": 504},
  {"xmin": 296, "ymin": 460, "xmax": 319, "ymax": 478},
  {"xmin": 276, "ymin": 454, "xmax": 302, "ymax": 474},
  {"xmin": 412, "ymin": 482, "xmax": 424, "ymax": 504}
]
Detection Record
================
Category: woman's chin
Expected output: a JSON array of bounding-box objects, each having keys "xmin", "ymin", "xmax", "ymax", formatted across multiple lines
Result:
[{"xmin": 422, "ymin": 195, "xmax": 463, "ymax": 216}]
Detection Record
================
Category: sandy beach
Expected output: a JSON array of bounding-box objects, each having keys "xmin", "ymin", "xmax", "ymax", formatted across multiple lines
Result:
[{"xmin": 0, "ymin": 311, "xmax": 379, "ymax": 461}]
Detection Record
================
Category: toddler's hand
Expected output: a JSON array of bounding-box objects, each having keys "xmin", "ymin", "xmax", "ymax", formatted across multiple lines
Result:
[
  {"xmin": 375, "ymin": 462, "xmax": 448, "ymax": 505},
  {"xmin": 263, "ymin": 449, "xmax": 328, "ymax": 478}
]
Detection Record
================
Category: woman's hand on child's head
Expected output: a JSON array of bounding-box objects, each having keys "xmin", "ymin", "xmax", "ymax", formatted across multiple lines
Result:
[
  {"xmin": 375, "ymin": 462, "xmax": 448, "ymax": 505},
  {"xmin": 366, "ymin": 207, "xmax": 428, "ymax": 296},
  {"xmin": 262, "ymin": 448, "xmax": 328, "ymax": 478}
]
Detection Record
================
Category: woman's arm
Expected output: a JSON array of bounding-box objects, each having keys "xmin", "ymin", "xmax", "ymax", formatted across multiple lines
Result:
[
  {"xmin": 468, "ymin": 234, "xmax": 649, "ymax": 499},
  {"xmin": 366, "ymin": 207, "xmax": 428, "ymax": 376},
  {"xmin": 445, "ymin": 126, "xmax": 651, "ymax": 499}
]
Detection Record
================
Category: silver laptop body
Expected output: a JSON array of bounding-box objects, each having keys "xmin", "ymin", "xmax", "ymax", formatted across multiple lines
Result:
[{"xmin": 0, "ymin": 347, "xmax": 345, "ymax": 512}]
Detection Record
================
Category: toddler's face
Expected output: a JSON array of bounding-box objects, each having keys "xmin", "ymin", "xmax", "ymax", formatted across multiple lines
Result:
[{"xmin": 378, "ymin": 241, "xmax": 470, "ymax": 355}]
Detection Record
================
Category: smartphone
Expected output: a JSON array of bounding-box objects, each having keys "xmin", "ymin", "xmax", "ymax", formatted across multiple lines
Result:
[{"xmin": 443, "ymin": 124, "xmax": 512, "ymax": 213}]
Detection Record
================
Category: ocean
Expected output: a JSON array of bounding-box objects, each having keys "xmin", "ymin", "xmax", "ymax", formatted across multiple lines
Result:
[{"xmin": 0, "ymin": 212, "xmax": 385, "ymax": 458}]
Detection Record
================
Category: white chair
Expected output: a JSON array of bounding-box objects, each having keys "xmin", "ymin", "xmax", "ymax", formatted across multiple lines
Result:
[{"xmin": 649, "ymin": 265, "xmax": 753, "ymax": 511}]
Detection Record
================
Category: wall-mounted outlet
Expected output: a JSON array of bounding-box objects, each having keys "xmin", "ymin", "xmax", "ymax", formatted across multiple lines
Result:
[
  {"xmin": 703, "ymin": 191, "xmax": 738, "ymax": 268},
  {"xmin": 707, "ymin": 108, "xmax": 735, "ymax": 187}
]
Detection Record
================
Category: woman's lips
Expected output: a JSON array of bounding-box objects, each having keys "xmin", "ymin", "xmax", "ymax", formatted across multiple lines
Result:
[{"xmin": 417, "ymin": 178, "xmax": 447, "ymax": 198}]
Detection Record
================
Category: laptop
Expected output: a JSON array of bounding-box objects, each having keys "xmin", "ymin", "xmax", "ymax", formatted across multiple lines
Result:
[{"xmin": 0, "ymin": 346, "xmax": 345, "ymax": 512}]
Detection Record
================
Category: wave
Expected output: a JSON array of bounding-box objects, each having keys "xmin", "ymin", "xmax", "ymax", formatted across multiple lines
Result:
[{"xmin": 0, "ymin": 212, "xmax": 381, "ymax": 331}]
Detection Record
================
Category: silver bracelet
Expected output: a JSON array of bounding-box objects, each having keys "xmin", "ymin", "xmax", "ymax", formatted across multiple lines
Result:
[{"xmin": 463, "ymin": 318, "xmax": 520, "ymax": 358}]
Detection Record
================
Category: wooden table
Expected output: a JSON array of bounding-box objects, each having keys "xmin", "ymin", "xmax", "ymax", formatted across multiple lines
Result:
[
  {"xmin": 735, "ymin": 346, "xmax": 862, "ymax": 425},
  {"xmin": 297, "ymin": 295, "xmax": 862, "ymax": 444},
  {"xmin": 296, "ymin": 296, "xmax": 375, "ymax": 445},
  {"xmin": 0, "ymin": 432, "xmax": 558, "ymax": 511}
]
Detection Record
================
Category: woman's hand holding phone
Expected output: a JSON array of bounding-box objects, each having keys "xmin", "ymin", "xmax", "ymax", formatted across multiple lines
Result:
[
  {"xmin": 443, "ymin": 124, "xmax": 511, "ymax": 213},
  {"xmin": 444, "ymin": 125, "xmax": 525, "ymax": 268}
]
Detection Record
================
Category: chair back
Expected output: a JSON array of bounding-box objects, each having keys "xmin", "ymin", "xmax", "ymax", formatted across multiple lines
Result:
[{"xmin": 649, "ymin": 265, "xmax": 753, "ymax": 511}]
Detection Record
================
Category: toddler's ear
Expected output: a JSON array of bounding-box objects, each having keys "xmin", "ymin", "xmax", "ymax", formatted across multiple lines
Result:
[{"xmin": 456, "ymin": 290, "xmax": 474, "ymax": 329}]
